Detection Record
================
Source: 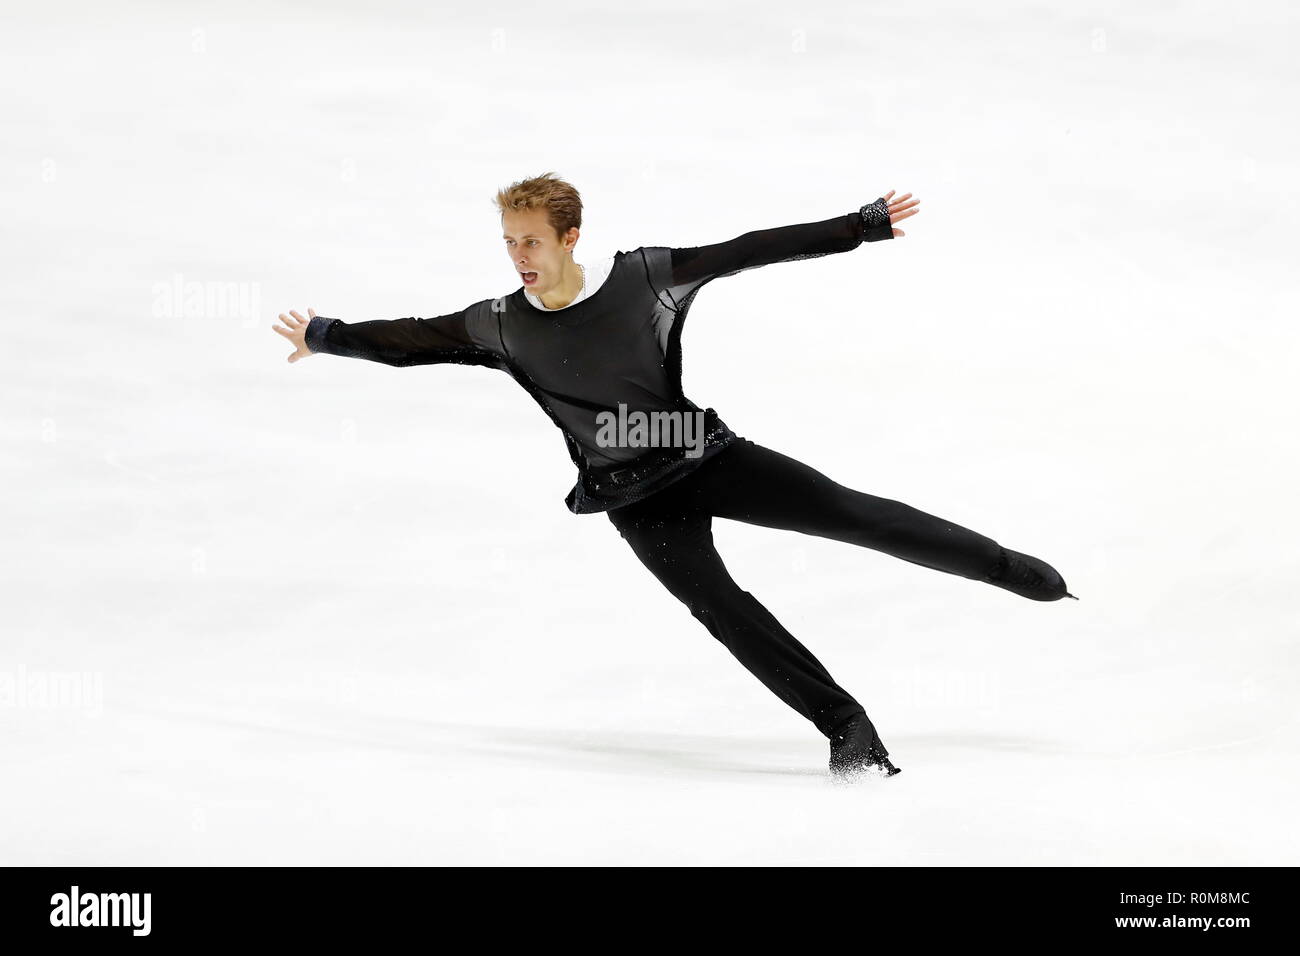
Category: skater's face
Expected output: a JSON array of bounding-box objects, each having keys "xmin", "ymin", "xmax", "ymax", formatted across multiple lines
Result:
[{"xmin": 502, "ymin": 208, "xmax": 579, "ymax": 296}]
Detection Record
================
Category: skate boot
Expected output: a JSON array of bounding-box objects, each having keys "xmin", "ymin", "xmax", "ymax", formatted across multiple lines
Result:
[
  {"xmin": 829, "ymin": 713, "xmax": 902, "ymax": 778},
  {"xmin": 982, "ymin": 547, "xmax": 1078, "ymax": 602}
]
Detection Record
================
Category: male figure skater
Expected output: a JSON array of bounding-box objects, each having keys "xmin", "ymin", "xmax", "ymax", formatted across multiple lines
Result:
[{"xmin": 274, "ymin": 172, "xmax": 1076, "ymax": 779}]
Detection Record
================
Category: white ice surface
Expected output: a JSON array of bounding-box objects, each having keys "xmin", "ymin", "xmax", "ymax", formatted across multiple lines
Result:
[{"xmin": 2, "ymin": 0, "xmax": 1298, "ymax": 865}]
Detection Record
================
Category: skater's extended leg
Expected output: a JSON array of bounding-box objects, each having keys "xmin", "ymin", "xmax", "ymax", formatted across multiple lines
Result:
[
  {"xmin": 606, "ymin": 502, "xmax": 866, "ymax": 738},
  {"xmin": 671, "ymin": 439, "xmax": 1075, "ymax": 600},
  {"xmin": 682, "ymin": 439, "xmax": 1004, "ymax": 581}
]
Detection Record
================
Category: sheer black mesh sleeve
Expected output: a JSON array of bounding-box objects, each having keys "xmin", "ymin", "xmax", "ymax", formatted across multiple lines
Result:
[
  {"xmin": 667, "ymin": 198, "xmax": 893, "ymax": 288},
  {"xmin": 304, "ymin": 300, "xmax": 504, "ymax": 369}
]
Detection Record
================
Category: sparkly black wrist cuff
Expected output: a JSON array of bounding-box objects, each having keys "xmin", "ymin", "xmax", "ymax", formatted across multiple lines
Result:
[
  {"xmin": 304, "ymin": 315, "xmax": 337, "ymax": 354},
  {"xmin": 858, "ymin": 197, "xmax": 893, "ymax": 242}
]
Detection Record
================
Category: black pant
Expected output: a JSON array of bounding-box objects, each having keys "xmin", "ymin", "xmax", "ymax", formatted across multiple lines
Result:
[{"xmin": 606, "ymin": 438, "xmax": 1004, "ymax": 739}]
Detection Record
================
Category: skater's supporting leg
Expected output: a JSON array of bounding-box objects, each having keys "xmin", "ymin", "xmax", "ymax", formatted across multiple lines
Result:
[
  {"xmin": 607, "ymin": 504, "xmax": 866, "ymax": 738},
  {"xmin": 679, "ymin": 439, "xmax": 1005, "ymax": 582}
]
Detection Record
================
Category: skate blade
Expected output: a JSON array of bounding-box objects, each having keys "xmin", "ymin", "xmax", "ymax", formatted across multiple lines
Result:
[{"xmin": 829, "ymin": 762, "xmax": 903, "ymax": 783}]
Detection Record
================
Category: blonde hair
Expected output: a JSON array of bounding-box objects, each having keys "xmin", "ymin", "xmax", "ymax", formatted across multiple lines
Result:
[{"xmin": 493, "ymin": 171, "xmax": 583, "ymax": 240}]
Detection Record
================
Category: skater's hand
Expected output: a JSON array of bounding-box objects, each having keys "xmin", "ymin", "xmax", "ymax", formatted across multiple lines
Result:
[
  {"xmin": 880, "ymin": 189, "xmax": 920, "ymax": 238},
  {"xmin": 273, "ymin": 308, "xmax": 317, "ymax": 363}
]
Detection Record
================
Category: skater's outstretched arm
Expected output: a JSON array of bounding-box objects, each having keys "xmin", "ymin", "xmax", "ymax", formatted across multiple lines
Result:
[
  {"xmin": 274, "ymin": 302, "xmax": 504, "ymax": 369},
  {"xmin": 665, "ymin": 190, "xmax": 919, "ymax": 289}
]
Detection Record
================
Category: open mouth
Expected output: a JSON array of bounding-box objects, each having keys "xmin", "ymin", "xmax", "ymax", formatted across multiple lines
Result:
[{"xmin": 521, "ymin": 271, "xmax": 538, "ymax": 286}]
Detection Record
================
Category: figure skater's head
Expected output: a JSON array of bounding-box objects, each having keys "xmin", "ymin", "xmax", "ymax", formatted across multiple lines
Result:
[{"xmin": 494, "ymin": 172, "xmax": 583, "ymax": 301}]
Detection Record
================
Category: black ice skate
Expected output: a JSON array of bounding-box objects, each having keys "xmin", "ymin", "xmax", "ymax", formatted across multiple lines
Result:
[
  {"xmin": 829, "ymin": 714, "xmax": 902, "ymax": 778},
  {"xmin": 982, "ymin": 547, "xmax": 1078, "ymax": 602}
]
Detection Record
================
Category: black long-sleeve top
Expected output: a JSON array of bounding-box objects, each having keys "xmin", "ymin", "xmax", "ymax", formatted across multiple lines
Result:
[{"xmin": 303, "ymin": 198, "xmax": 894, "ymax": 513}]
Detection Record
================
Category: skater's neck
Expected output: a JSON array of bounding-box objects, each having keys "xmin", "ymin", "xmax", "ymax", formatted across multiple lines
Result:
[{"xmin": 536, "ymin": 257, "xmax": 585, "ymax": 310}]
